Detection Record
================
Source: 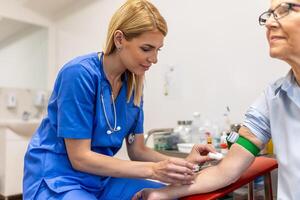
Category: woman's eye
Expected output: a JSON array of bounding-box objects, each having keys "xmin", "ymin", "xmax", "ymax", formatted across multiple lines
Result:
[{"xmin": 141, "ymin": 47, "xmax": 151, "ymax": 52}]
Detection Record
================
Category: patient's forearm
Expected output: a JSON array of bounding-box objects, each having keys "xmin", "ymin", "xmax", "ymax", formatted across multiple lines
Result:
[{"xmin": 151, "ymin": 144, "xmax": 255, "ymax": 199}]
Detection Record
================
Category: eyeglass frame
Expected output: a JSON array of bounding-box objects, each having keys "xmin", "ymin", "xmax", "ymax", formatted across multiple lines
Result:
[{"xmin": 258, "ymin": 2, "xmax": 300, "ymax": 26}]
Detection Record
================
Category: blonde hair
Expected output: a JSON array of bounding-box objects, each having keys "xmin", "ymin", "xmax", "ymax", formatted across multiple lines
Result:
[{"xmin": 103, "ymin": 0, "xmax": 168, "ymax": 106}]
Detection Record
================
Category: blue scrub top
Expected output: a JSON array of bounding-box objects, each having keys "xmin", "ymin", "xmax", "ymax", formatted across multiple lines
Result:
[{"xmin": 23, "ymin": 52, "xmax": 144, "ymax": 199}]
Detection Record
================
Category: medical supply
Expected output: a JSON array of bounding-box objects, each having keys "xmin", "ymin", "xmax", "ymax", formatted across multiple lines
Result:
[
  {"xmin": 193, "ymin": 164, "xmax": 202, "ymax": 173},
  {"xmin": 206, "ymin": 132, "xmax": 213, "ymax": 144},
  {"xmin": 220, "ymin": 132, "xmax": 228, "ymax": 154},
  {"xmin": 223, "ymin": 106, "xmax": 231, "ymax": 132},
  {"xmin": 191, "ymin": 112, "xmax": 206, "ymax": 144},
  {"xmin": 226, "ymin": 131, "xmax": 239, "ymax": 148},
  {"xmin": 236, "ymin": 135, "xmax": 260, "ymax": 156},
  {"xmin": 154, "ymin": 132, "xmax": 179, "ymax": 150},
  {"xmin": 177, "ymin": 143, "xmax": 194, "ymax": 153},
  {"xmin": 175, "ymin": 120, "xmax": 193, "ymax": 143},
  {"xmin": 227, "ymin": 132, "xmax": 260, "ymax": 156},
  {"xmin": 192, "ymin": 153, "xmax": 223, "ymax": 173},
  {"xmin": 208, "ymin": 152, "xmax": 224, "ymax": 160}
]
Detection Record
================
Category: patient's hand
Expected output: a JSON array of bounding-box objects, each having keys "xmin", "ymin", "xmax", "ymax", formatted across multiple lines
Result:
[
  {"xmin": 132, "ymin": 188, "xmax": 166, "ymax": 200},
  {"xmin": 186, "ymin": 144, "xmax": 216, "ymax": 164}
]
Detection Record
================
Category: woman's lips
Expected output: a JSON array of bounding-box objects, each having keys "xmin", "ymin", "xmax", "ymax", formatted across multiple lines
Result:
[
  {"xmin": 269, "ymin": 35, "xmax": 285, "ymax": 43},
  {"xmin": 141, "ymin": 64, "xmax": 151, "ymax": 70}
]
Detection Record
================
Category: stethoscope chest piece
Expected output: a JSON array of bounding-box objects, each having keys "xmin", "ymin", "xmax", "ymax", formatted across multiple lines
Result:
[{"xmin": 106, "ymin": 126, "xmax": 121, "ymax": 134}]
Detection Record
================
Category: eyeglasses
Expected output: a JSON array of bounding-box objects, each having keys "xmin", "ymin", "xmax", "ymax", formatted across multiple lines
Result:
[{"xmin": 258, "ymin": 2, "xmax": 300, "ymax": 25}]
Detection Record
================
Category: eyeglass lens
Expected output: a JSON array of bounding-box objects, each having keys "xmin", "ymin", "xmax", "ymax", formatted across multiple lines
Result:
[{"xmin": 259, "ymin": 3, "xmax": 291, "ymax": 25}]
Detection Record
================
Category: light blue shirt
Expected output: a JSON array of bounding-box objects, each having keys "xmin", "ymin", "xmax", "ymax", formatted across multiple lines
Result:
[
  {"xmin": 244, "ymin": 70, "xmax": 300, "ymax": 200},
  {"xmin": 23, "ymin": 52, "xmax": 144, "ymax": 199}
]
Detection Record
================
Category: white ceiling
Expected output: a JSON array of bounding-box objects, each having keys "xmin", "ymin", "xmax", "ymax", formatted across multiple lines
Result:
[
  {"xmin": 0, "ymin": 0, "xmax": 96, "ymax": 44},
  {"xmin": 19, "ymin": 0, "xmax": 95, "ymax": 19}
]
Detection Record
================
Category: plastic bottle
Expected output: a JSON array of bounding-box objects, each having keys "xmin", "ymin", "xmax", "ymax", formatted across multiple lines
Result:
[
  {"xmin": 219, "ymin": 132, "xmax": 228, "ymax": 154},
  {"xmin": 221, "ymin": 106, "xmax": 231, "ymax": 134},
  {"xmin": 206, "ymin": 132, "xmax": 213, "ymax": 145},
  {"xmin": 175, "ymin": 120, "xmax": 193, "ymax": 143},
  {"xmin": 211, "ymin": 123, "xmax": 220, "ymax": 149},
  {"xmin": 173, "ymin": 121, "xmax": 185, "ymax": 143},
  {"xmin": 202, "ymin": 119, "xmax": 219, "ymax": 147},
  {"xmin": 182, "ymin": 120, "xmax": 193, "ymax": 143},
  {"xmin": 191, "ymin": 112, "xmax": 203, "ymax": 144}
]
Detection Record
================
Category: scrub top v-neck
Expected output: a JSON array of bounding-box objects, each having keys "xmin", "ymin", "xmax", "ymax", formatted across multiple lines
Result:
[{"xmin": 23, "ymin": 52, "xmax": 144, "ymax": 199}]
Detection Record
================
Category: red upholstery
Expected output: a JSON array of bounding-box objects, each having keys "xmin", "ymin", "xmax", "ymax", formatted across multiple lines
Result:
[{"xmin": 180, "ymin": 156, "xmax": 278, "ymax": 200}]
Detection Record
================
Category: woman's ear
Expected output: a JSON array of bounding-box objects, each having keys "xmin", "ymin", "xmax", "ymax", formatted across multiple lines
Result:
[{"xmin": 114, "ymin": 30, "xmax": 125, "ymax": 50}]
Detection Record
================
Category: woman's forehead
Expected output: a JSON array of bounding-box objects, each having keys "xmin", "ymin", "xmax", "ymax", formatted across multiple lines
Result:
[{"xmin": 271, "ymin": 0, "xmax": 299, "ymax": 7}]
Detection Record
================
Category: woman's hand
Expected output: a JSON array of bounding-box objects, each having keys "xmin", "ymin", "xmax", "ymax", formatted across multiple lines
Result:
[
  {"xmin": 151, "ymin": 157, "xmax": 195, "ymax": 185},
  {"xmin": 186, "ymin": 144, "xmax": 216, "ymax": 164}
]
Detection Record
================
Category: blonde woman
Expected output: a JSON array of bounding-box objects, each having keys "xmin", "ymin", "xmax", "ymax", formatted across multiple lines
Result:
[{"xmin": 23, "ymin": 1, "xmax": 214, "ymax": 199}]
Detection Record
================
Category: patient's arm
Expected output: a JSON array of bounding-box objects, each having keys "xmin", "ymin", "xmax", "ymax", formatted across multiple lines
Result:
[{"xmin": 133, "ymin": 126, "xmax": 264, "ymax": 200}]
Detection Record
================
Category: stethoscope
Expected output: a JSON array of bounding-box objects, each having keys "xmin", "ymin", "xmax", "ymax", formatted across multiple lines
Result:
[
  {"xmin": 100, "ymin": 89, "xmax": 135, "ymax": 144},
  {"xmin": 98, "ymin": 52, "xmax": 121, "ymax": 135},
  {"xmin": 100, "ymin": 92, "xmax": 121, "ymax": 135},
  {"xmin": 99, "ymin": 52, "xmax": 135, "ymax": 144}
]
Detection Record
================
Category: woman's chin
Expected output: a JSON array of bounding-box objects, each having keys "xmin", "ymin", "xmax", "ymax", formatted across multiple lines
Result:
[
  {"xmin": 269, "ymin": 49, "xmax": 284, "ymax": 59},
  {"xmin": 133, "ymin": 70, "xmax": 146, "ymax": 76}
]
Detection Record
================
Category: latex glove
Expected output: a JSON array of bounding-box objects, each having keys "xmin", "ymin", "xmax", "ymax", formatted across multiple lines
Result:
[
  {"xmin": 185, "ymin": 144, "xmax": 216, "ymax": 164},
  {"xmin": 151, "ymin": 157, "xmax": 195, "ymax": 185}
]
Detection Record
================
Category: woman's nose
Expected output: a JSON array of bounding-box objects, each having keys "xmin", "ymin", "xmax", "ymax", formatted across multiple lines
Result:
[
  {"xmin": 148, "ymin": 52, "xmax": 158, "ymax": 64},
  {"xmin": 265, "ymin": 14, "xmax": 279, "ymax": 29}
]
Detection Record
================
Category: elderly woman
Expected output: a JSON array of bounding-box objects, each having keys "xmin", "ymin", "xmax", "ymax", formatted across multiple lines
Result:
[{"xmin": 133, "ymin": 0, "xmax": 300, "ymax": 199}]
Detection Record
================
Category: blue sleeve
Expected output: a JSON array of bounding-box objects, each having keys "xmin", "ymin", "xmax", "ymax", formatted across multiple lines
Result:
[
  {"xmin": 56, "ymin": 64, "xmax": 95, "ymax": 139},
  {"xmin": 131, "ymin": 98, "xmax": 144, "ymax": 134},
  {"xmin": 243, "ymin": 90, "xmax": 271, "ymax": 144}
]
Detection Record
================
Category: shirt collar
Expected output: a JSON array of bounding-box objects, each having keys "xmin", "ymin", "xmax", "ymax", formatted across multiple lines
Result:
[
  {"xmin": 278, "ymin": 70, "xmax": 300, "ymax": 108},
  {"xmin": 98, "ymin": 52, "xmax": 108, "ymax": 82},
  {"xmin": 281, "ymin": 70, "xmax": 295, "ymax": 92}
]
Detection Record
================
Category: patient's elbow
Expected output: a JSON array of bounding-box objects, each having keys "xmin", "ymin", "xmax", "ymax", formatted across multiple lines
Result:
[
  {"xmin": 217, "ymin": 165, "xmax": 243, "ymax": 186},
  {"xmin": 227, "ymin": 174, "xmax": 241, "ymax": 185}
]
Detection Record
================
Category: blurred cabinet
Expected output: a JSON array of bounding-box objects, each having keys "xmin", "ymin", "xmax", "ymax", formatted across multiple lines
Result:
[{"xmin": 0, "ymin": 128, "xmax": 31, "ymax": 197}]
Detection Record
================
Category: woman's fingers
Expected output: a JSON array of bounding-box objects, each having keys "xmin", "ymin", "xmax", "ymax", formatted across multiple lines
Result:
[
  {"xmin": 186, "ymin": 144, "xmax": 218, "ymax": 163},
  {"xmin": 165, "ymin": 162, "xmax": 194, "ymax": 175},
  {"xmin": 168, "ymin": 157, "xmax": 195, "ymax": 170},
  {"xmin": 161, "ymin": 158, "xmax": 195, "ymax": 176},
  {"xmin": 194, "ymin": 144, "xmax": 216, "ymax": 155},
  {"xmin": 152, "ymin": 158, "xmax": 198, "ymax": 184}
]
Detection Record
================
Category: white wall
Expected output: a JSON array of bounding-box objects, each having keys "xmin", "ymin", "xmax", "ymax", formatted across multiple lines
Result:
[
  {"xmin": 0, "ymin": 0, "xmax": 51, "ymax": 27},
  {"xmin": 0, "ymin": 0, "xmax": 56, "ymax": 90},
  {"xmin": 0, "ymin": 27, "xmax": 48, "ymax": 89},
  {"xmin": 55, "ymin": 0, "xmax": 290, "ymax": 132}
]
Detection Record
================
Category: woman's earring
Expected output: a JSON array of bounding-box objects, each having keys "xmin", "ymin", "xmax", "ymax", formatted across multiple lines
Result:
[{"xmin": 117, "ymin": 46, "xmax": 122, "ymax": 51}]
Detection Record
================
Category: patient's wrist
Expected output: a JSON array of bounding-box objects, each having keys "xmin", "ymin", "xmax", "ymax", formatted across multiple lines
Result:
[{"xmin": 144, "ymin": 162, "xmax": 156, "ymax": 179}]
